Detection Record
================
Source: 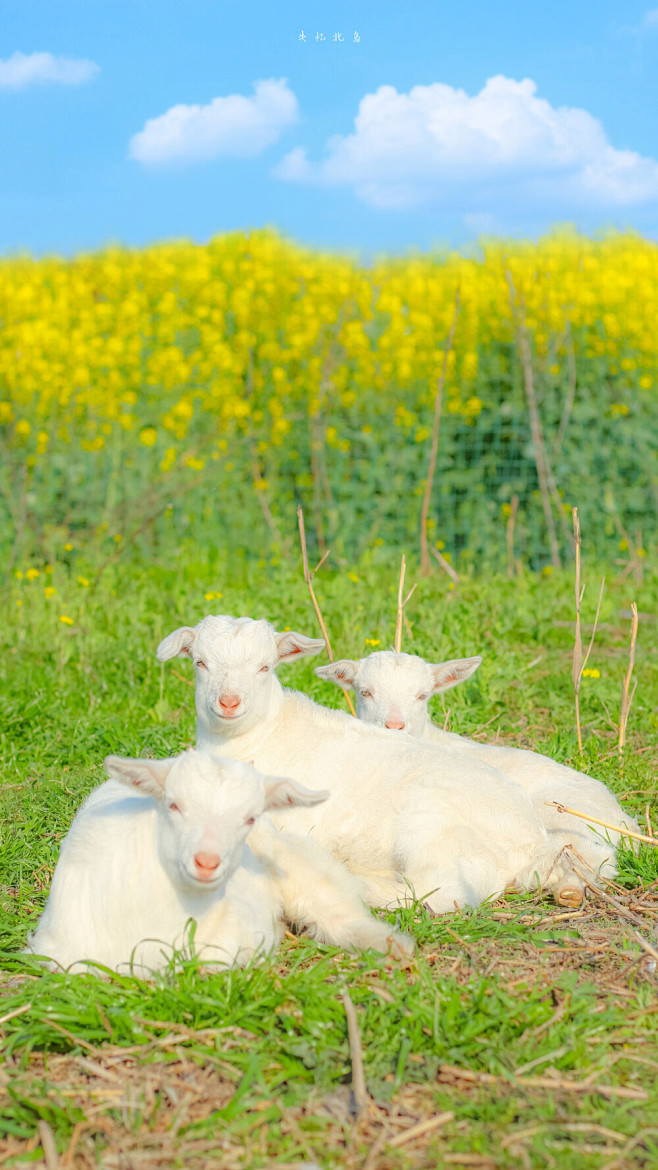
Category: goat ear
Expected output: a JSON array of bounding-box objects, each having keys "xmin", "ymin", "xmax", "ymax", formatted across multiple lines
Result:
[
  {"xmin": 274, "ymin": 630, "xmax": 326, "ymax": 663},
  {"xmin": 264, "ymin": 777, "xmax": 329, "ymax": 810},
  {"xmin": 104, "ymin": 755, "xmax": 175, "ymax": 797},
  {"xmin": 429, "ymin": 656, "xmax": 482, "ymax": 693},
  {"xmin": 315, "ymin": 659, "xmax": 360, "ymax": 688},
  {"xmin": 156, "ymin": 626, "xmax": 197, "ymax": 661}
]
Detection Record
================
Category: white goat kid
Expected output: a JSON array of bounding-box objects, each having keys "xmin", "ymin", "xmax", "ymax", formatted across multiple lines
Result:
[
  {"xmin": 27, "ymin": 751, "xmax": 331, "ymax": 975},
  {"xmin": 317, "ymin": 650, "xmax": 637, "ymax": 904},
  {"xmin": 157, "ymin": 616, "xmax": 556, "ymax": 914}
]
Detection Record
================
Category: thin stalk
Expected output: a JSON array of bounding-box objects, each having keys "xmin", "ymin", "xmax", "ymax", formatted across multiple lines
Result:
[
  {"xmin": 419, "ymin": 288, "xmax": 460, "ymax": 575},
  {"xmin": 394, "ymin": 554, "xmax": 418, "ymax": 652},
  {"xmin": 506, "ymin": 271, "xmax": 561, "ymax": 569},
  {"xmin": 619, "ymin": 602, "xmax": 639, "ymax": 756},
  {"xmin": 297, "ymin": 505, "xmax": 355, "ymax": 716}
]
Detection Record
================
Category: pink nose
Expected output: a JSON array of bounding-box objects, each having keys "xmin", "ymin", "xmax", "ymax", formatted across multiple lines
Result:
[
  {"xmin": 194, "ymin": 851, "xmax": 220, "ymax": 877},
  {"xmin": 385, "ymin": 719, "xmax": 406, "ymax": 730},
  {"xmin": 219, "ymin": 694, "xmax": 240, "ymax": 712}
]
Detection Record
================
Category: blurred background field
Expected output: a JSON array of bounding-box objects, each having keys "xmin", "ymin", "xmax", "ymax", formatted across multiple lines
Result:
[{"xmin": 1, "ymin": 228, "xmax": 657, "ymax": 577}]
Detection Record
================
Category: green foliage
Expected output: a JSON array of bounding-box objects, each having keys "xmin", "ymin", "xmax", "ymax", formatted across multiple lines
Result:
[{"xmin": 1, "ymin": 545, "xmax": 657, "ymax": 1164}]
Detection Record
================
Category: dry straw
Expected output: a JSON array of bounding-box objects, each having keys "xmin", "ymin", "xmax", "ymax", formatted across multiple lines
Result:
[
  {"xmin": 395, "ymin": 554, "xmax": 417, "ymax": 653},
  {"xmin": 419, "ymin": 287, "xmax": 460, "ymax": 576},
  {"xmin": 297, "ymin": 504, "xmax": 356, "ymax": 716},
  {"xmin": 546, "ymin": 801, "xmax": 658, "ymax": 848},
  {"xmin": 618, "ymin": 602, "xmax": 639, "ymax": 757},
  {"xmin": 506, "ymin": 270, "xmax": 561, "ymax": 570},
  {"xmin": 571, "ymin": 507, "xmax": 605, "ymax": 755}
]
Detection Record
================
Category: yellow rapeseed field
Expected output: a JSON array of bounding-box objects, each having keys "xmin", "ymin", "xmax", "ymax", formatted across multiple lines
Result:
[{"xmin": 0, "ymin": 228, "xmax": 655, "ymax": 473}]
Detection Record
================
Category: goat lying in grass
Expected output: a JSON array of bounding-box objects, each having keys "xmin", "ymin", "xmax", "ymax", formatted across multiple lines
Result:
[
  {"xmin": 317, "ymin": 649, "xmax": 639, "ymax": 905},
  {"xmin": 27, "ymin": 750, "xmax": 411, "ymax": 975},
  {"xmin": 157, "ymin": 616, "xmax": 558, "ymax": 913}
]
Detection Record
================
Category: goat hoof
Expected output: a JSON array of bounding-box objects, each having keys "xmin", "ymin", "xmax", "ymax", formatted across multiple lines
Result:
[{"xmin": 555, "ymin": 886, "xmax": 584, "ymax": 908}]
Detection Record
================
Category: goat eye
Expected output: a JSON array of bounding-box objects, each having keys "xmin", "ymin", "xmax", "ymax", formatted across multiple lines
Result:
[
  {"xmin": 169, "ymin": 802, "xmax": 181, "ymax": 813},
  {"xmin": 245, "ymin": 816, "xmax": 255, "ymax": 827},
  {"xmin": 360, "ymin": 689, "xmax": 372, "ymax": 698},
  {"xmin": 196, "ymin": 661, "xmax": 208, "ymax": 670},
  {"xmin": 259, "ymin": 665, "xmax": 269, "ymax": 673},
  {"xmin": 418, "ymin": 694, "xmax": 428, "ymax": 701}
]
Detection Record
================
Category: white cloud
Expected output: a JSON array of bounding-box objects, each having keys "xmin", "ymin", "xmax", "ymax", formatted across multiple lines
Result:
[
  {"xmin": 130, "ymin": 78, "xmax": 298, "ymax": 165},
  {"xmin": 0, "ymin": 51, "xmax": 99, "ymax": 89},
  {"xmin": 274, "ymin": 76, "xmax": 658, "ymax": 212}
]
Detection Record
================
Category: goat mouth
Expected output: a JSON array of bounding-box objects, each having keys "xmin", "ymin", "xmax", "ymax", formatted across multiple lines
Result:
[
  {"xmin": 185, "ymin": 867, "xmax": 223, "ymax": 888},
  {"xmin": 213, "ymin": 707, "xmax": 245, "ymax": 722}
]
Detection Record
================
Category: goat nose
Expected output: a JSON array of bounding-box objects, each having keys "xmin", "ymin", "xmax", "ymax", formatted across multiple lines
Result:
[
  {"xmin": 219, "ymin": 694, "xmax": 240, "ymax": 711},
  {"xmin": 385, "ymin": 719, "xmax": 406, "ymax": 730},
  {"xmin": 194, "ymin": 851, "xmax": 220, "ymax": 874}
]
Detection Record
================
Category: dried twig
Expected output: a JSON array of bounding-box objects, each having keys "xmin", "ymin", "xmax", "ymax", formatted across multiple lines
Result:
[
  {"xmin": 437, "ymin": 1063, "xmax": 647, "ymax": 1101},
  {"xmin": 419, "ymin": 287, "xmax": 460, "ymax": 575},
  {"xmin": 297, "ymin": 505, "xmax": 355, "ymax": 716},
  {"xmin": 506, "ymin": 270, "xmax": 561, "ymax": 569},
  {"xmin": 619, "ymin": 602, "xmax": 639, "ymax": 757},
  {"xmin": 394, "ymin": 554, "xmax": 418, "ymax": 653},
  {"xmin": 38, "ymin": 1120, "xmax": 59, "ymax": 1170},
  {"xmin": 389, "ymin": 1112, "xmax": 455, "ymax": 1148},
  {"xmin": 633, "ymin": 930, "xmax": 658, "ymax": 965},
  {"xmin": 431, "ymin": 545, "xmax": 459, "ymax": 586},
  {"xmin": 564, "ymin": 857, "xmax": 646, "ymax": 927},
  {"xmin": 546, "ymin": 802, "xmax": 658, "ymax": 847},
  {"xmin": 342, "ymin": 991, "xmax": 369, "ymax": 1117}
]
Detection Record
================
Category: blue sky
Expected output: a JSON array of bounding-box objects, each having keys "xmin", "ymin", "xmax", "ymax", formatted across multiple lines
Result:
[{"xmin": 2, "ymin": 0, "xmax": 658, "ymax": 255}]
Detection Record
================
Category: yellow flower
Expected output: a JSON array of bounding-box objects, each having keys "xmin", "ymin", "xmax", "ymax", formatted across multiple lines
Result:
[
  {"xmin": 15, "ymin": 419, "xmax": 31, "ymax": 437},
  {"xmin": 64, "ymin": 543, "xmax": 73, "ymax": 552},
  {"xmin": 26, "ymin": 568, "xmax": 40, "ymax": 581},
  {"xmin": 347, "ymin": 572, "xmax": 360, "ymax": 583},
  {"xmin": 582, "ymin": 668, "xmax": 600, "ymax": 679},
  {"xmin": 542, "ymin": 565, "xmax": 553, "ymax": 577},
  {"xmin": 16, "ymin": 599, "xmax": 22, "ymax": 607},
  {"xmin": 77, "ymin": 576, "xmax": 90, "ymax": 587},
  {"xmin": 44, "ymin": 586, "xmax": 56, "ymax": 599},
  {"xmin": 365, "ymin": 638, "xmax": 380, "ymax": 647},
  {"xmin": 113, "ymin": 534, "xmax": 122, "ymax": 543},
  {"xmin": 185, "ymin": 456, "xmax": 205, "ymax": 471},
  {"xmin": 59, "ymin": 614, "xmax": 74, "ymax": 625},
  {"xmin": 15, "ymin": 570, "xmax": 23, "ymax": 580},
  {"xmin": 140, "ymin": 427, "xmax": 158, "ymax": 447},
  {"xmin": 204, "ymin": 591, "xmax": 223, "ymax": 601}
]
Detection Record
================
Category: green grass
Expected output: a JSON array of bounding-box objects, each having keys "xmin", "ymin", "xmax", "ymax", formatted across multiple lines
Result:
[{"xmin": 1, "ymin": 544, "xmax": 658, "ymax": 1167}]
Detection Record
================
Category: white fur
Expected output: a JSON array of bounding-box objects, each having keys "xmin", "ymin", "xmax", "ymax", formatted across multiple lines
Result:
[
  {"xmin": 27, "ymin": 749, "xmax": 411, "ymax": 973},
  {"xmin": 27, "ymin": 752, "xmax": 306, "ymax": 974},
  {"xmin": 318, "ymin": 649, "xmax": 639, "ymax": 898},
  {"xmin": 157, "ymin": 616, "xmax": 558, "ymax": 913}
]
